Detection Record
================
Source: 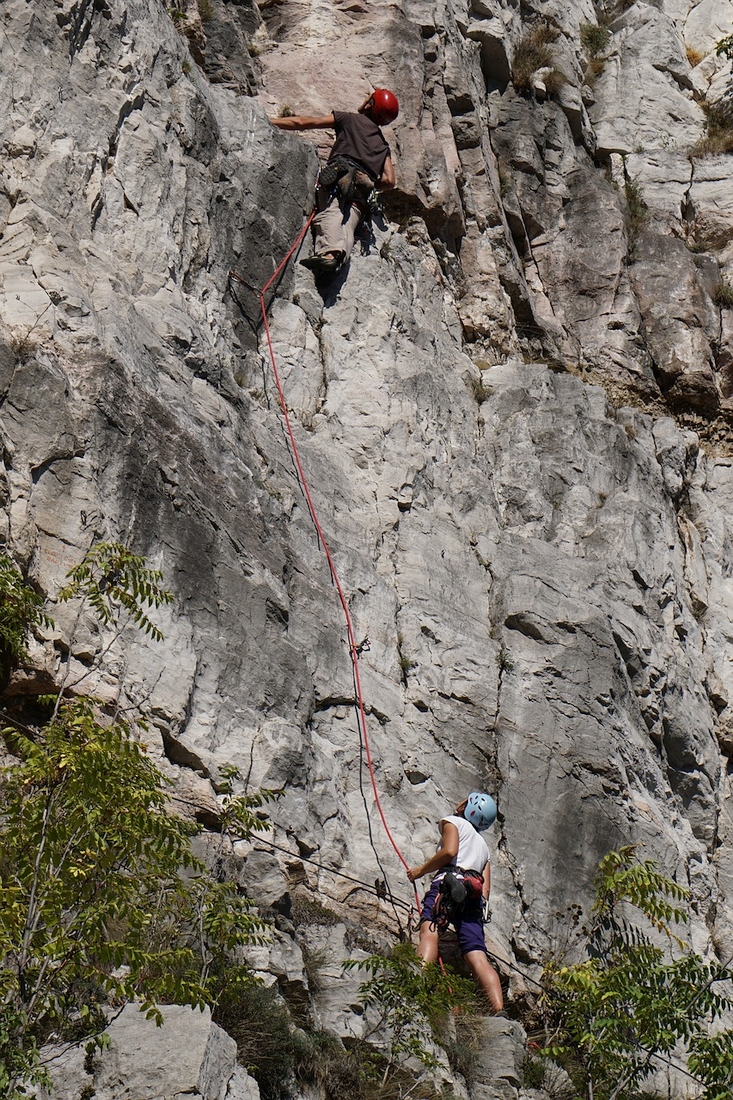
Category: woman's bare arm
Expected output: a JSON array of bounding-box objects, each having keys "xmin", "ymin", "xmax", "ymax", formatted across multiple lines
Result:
[{"xmin": 407, "ymin": 820, "xmax": 459, "ymax": 882}]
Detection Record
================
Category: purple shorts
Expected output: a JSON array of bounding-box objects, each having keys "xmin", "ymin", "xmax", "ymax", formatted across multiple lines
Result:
[{"xmin": 420, "ymin": 877, "xmax": 486, "ymax": 956}]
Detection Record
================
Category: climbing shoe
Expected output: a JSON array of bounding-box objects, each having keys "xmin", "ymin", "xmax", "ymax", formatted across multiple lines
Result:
[
  {"xmin": 318, "ymin": 160, "xmax": 349, "ymax": 190},
  {"xmin": 443, "ymin": 871, "xmax": 467, "ymax": 908},
  {"xmin": 300, "ymin": 251, "xmax": 345, "ymax": 276}
]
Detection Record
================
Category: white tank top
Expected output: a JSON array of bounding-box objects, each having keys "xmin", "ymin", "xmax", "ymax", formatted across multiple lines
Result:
[{"xmin": 440, "ymin": 814, "xmax": 489, "ymax": 874}]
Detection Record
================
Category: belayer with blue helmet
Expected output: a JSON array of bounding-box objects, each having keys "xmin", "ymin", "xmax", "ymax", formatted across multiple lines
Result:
[{"xmin": 407, "ymin": 793, "xmax": 504, "ymax": 1014}]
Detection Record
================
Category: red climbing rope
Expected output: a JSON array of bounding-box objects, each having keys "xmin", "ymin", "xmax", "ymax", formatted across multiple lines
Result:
[{"xmin": 232, "ymin": 215, "xmax": 420, "ymax": 911}]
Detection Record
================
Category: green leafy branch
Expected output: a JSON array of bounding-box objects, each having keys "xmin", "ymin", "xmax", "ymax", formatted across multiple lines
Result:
[
  {"xmin": 217, "ymin": 764, "xmax": 281, "ymax": 845},
  {"xmin": 0, "ymin": 547, "xmax": 274, "ymax": 1098},
  {"xmin": 590, "ymin": 844, "xmax": 689, "ymax": 942},
  {"xmin": 345, "ymin": 943, "xmax": 478, "ymax": 1084},
  {"xmin": 0, "ymin": 554, "xmax": 52, "ymax": 681},
  {"xmin": 59, "ymin": 542, "xmax": 173, "ymax": 642},
  {"xmin": 541, "ymin": 847, "xmax": 733, "ymax": 1100}
]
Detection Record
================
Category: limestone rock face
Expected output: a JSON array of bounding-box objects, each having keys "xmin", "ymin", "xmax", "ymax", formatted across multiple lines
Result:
[
  {"xmin": 36, "ymin": 1005, "xmax": 257, "ymax": 1100},
  {"xmin": 2, "ymin": 0, "xmax": 733, "ymax": 1097}
]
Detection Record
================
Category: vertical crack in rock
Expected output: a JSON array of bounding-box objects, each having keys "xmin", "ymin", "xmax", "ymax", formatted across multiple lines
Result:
[{"xmin": 67, "ymin": 0, "xmax": 112, "ymax": 61}]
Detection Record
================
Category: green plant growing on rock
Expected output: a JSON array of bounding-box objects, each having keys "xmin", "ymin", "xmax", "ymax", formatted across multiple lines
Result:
[
  {"xmin": 8, "ymin": 333, "xmax": 38, "ymax": 364},
  {"xmin": 498, "ymin": 646, "xmax": 514, "ymax": 672},
  {"xmin": 624, "ymin": 177, "xmax": 649, "ymax": 250},
  {"xmin": 290, "ymin": 894, "xmax": 341, "ymax": 928},
  {"xmin": 523, "ymin": 1053, "xmax": 575, "ymax": 1099},
  {"xmin": 216, "ymin": 982, "xmax": 298, "ymax": 1100},
  {"xmin": 692, "ymin": 100, "xmax": 733, "ymax": 157},
  {"xmin": 716, "ymin": 33, "xmax": 733, "ymax": 59},
  {"xmin": 345, "ymin": 943, "xmax": 479, "ymax": 1083},
  {"xmin": 686, "ymin": 236, "xmax": 709, "ymax": 254},
  {"xmin": 167, "ymin": 5, "xmax": 188, "ymax": 26},
  {"xmin": 294, "ymin": 1029, "xmax": 383, "ymax": 1100},
  {"xmin": 512, "ymin": 22, "xmax": 560, "ymax": 93},
  {"xmin": 580, "ymin": 23, "xmax": 611, "ymax": 58},
  {"xmin": 541, "ymin": 846, "xmax": 733, "ymax": 1100},
  {"xmin": 0, "ymin": 548, "xmax": 271, "ymax": 1097},
  {"xmin": 0, "ymin": 554, "xmax": 50, "ymax": 682},
  {"xmin": 7, "ymin": 304, "xmax": 53, "ymax": 365},
  {"xmin": 715, "ymin": 280, "xmax": 733, "ymax": 307}
]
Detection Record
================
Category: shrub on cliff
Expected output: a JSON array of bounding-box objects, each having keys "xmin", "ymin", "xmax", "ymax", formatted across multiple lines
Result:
[
  {"xmin": 717, "ymin": 34, "xmax": 733, "ymax": 59},
  {"xmin": 580, "ymin": 23, "xmax": 611, "ymax": 58},
  {"xmin": 512, "ymin": 22, "xmax": 560, "ymax": 93},
  {"xmin": 0, "ymin": 555, "xmax": 49, "ymax": 686},
  {"xmin": 345, "ymin": 943, "xmax": 479, "ymax": 1084},
  {"xmin": 0, "ymin": 546, "xmax": 270, "ymax": 1098},
  {"xmin": 541, "ymin": 847, "xmax": 733, "ymax": 1100}
]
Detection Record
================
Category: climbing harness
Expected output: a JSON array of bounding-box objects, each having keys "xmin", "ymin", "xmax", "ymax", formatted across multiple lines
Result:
[
  {"xmin": 318, "ymin": 155, "xmax": 377, "ymax": 205},
  {"xmin": 429, "ymin": 868, "xmax": 484, "ymax": 935}
]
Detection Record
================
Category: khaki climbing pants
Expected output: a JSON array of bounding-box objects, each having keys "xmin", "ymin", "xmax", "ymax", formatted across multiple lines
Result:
[{"xmin": 312, "ymin": 185, "xmax": 367, "ymax": 263}]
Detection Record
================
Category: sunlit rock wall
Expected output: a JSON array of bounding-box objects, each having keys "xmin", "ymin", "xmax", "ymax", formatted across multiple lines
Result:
[{"xmin": 2, "ymin": 0, "xmax": 733, "ymax": 1093}]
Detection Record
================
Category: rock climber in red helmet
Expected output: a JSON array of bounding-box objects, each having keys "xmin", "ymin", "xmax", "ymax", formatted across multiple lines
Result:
[{"xmin": 270, "ymin": 89, "xmax": 398, "ymax": 278}]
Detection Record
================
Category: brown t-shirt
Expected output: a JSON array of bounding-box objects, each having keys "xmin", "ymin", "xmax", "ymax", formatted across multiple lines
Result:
[{"xmin": 329, "ymin": 111, "xmax": 391, "ymax": 181}]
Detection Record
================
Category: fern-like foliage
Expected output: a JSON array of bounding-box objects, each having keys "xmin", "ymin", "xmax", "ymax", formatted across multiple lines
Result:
[
  {"xmin": 0, "ymin": 553, "xmax": 51, "ymax": 679},
  {"xmin": 59, "ymin": 542, "xmax": 173, "ymax": 641},
  {"xmin": 541, "ymin": 847, "xmax": 733, "ymax": 1100},
  {"xmin": 345, "ymin": 943, "xmax": 478, "ymax": 1074}
]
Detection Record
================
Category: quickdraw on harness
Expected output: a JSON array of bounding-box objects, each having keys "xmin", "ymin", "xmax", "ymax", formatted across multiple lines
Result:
[
  {"xmin": 318, "ymin": 154, "xmax": 378, "ymax": 205},
  {"xmin": 430, "ymin": 868, "xmax": 484, "ymax": 935}
]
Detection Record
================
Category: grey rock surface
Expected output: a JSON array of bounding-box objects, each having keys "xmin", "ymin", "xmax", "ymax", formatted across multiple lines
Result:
[
  {"xmin": 470, "ymin": 1017, "xmax": 525, "ymax": 1100},
  {"xmin": 37, "ymin": 1005, "xmax": 257, "ymax": 1100},
  {"xmin": 2, "ymin": 0, "xmax": 733, "ymax": 1098}
]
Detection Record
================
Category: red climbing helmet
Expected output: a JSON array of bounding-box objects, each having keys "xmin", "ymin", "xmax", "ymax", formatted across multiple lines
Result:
[{"xmin": 368, "ymin": 88, "xmax": 399, "ymax": 126}]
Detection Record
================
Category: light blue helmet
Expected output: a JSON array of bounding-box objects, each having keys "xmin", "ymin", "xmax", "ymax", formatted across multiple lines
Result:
[{"xmin": 465, "ymin": 792, "xmax": 497, "ymax": 831}]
